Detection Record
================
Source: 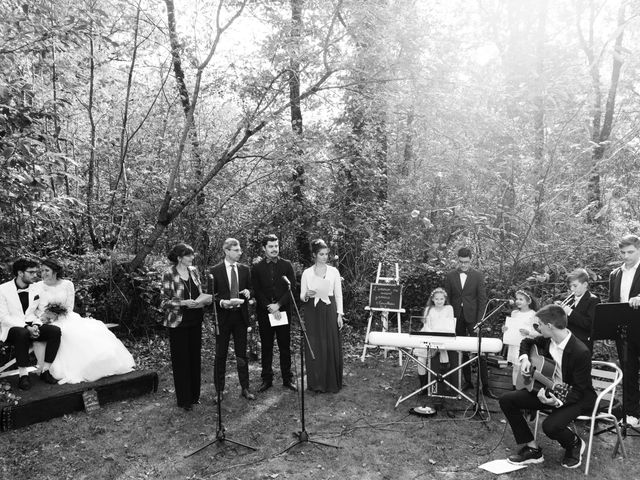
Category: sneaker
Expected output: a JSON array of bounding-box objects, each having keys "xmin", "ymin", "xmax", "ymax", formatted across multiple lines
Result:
[
  {"xmin": 626, "ymin": 415, "xmax": 640, "ymax": 427},
  {"xmin": 561, "ymin": 436, "xmax": 585, "ymax": 469},
  {"xmin": 507, "ymin": 445, "xmax": 544, "ymax": 465}
]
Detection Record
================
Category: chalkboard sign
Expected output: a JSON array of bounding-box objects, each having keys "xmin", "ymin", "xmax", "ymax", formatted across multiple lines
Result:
[{"xmin": 368, "ymin": 283, "xmax": 403, "ymax": 311}]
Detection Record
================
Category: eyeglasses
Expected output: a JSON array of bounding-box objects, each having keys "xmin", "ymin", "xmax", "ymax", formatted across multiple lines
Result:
[{"xmin": 533, "ymin": 323, "xmax": 541, "ymax": 332}]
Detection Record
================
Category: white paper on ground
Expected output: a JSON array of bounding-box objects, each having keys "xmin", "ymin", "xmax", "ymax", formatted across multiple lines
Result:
[{"xmin": 478, "ymin": 459, "xmax": 527, "ymax": 474}]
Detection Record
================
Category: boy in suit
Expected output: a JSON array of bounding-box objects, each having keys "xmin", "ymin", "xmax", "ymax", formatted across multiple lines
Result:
[
  {"xmin": 210, "ymin": 239, "xmax": 254, "ymax": 400},
  {"xmin": 500, "ymin": 304, "xmax": 595, "ymax": 469},
  {"xmin": 608, "ymin": 234, "xmax": 640, "ymax": 426},
  {"xmin": 559, "ymin": 268, "xmax": 599, "ymax": 352},
  {"xmin": 444, "ymin": 247, "xmax": 495, "ymax": 398}
]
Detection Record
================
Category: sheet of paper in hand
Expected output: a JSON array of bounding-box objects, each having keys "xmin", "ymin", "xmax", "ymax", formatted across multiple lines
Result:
[
  {"xmin": 268, "ymin": 311, "xmax": 289, "ymax": 327},
  {"xmin": 503, "ymin": 316, "xmax": 526, "ymax": 346}
]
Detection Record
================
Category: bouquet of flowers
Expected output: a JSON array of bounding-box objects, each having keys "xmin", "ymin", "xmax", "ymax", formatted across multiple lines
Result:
[{"xmin": 41, "ymin": 302, "xmax": 68, "ymax": 324}]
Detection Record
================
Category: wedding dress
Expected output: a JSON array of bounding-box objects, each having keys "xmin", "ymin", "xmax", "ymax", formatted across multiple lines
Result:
[{"xmin": 26, "ymin": 279, "xmax": 135, "ymax": 384}]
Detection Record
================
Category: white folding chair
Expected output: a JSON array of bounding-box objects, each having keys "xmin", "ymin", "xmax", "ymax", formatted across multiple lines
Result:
[{"xmin": 533, "ymin": 361, "xmax": 627, "ymax": 475}]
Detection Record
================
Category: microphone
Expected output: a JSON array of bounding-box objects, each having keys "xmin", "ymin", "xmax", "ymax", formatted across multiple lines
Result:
[
  {"xmin": 491, "ymin": 298, "xmax": 515, "ymax": 306},
  {"xmin": 282, "ymin": 276, "xmax": 291, "ymax": 286}
]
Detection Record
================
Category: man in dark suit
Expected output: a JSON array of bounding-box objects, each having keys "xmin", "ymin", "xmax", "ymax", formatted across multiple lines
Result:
[
  {"xmin": 252, "ymin": 234, "xmax": 298, "ymax": 393},
  {"xmin": 444, "ymin": 247, "xmax": 496, "ymax": 398},
  {"xmin": 210, "ymin": 238, "xmax": 255, "ymax": 400},
  {"xmin": 608, "ymin": 234, "xmax": 640, "ymax": 426},
  {"xmin": 559, "ymin": 268, "xmax": 599, "ymax": 352},
  {"xmin": 500, "ymin": 304, "xmax": 595, "ymax": 469}
]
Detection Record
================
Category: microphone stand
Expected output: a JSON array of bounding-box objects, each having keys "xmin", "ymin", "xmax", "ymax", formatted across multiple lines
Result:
[
  {"xmin": 466, "ymin": 300, "xmax": 509, "ymax": 421},
  {"xmin": 185, "ymin": 274, "xmax": 257, "ymax": 457},
  {"xmin": 280, "ymin": 279, "xmax": 339, "ymax": 453}
]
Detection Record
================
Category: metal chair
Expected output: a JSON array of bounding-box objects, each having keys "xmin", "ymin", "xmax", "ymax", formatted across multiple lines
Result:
[{"xmin": 533, "ymin": 361, "xmax": 626, "ymax": 475}]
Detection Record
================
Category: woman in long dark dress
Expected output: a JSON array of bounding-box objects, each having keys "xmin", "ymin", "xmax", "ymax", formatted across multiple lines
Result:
[
  {"xmin": 299, "ymin": 239, "xmax": 344, "ymax": 393},
  {"xmin": 161, "ymin": 243, "xmax": 211, "ymax": 411}
]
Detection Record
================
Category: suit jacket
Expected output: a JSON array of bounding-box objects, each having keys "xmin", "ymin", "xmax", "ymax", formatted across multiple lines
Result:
[
  {"xmin": 210, "ymin": 261, "xmax": 251, "ymax": 326},
  {"xmin": 251, "ymin": 258, "xmax": 296, "ymax": 315},
  {"xmin": 0, "ymin": 280, "xmax": 37, "ymax": 342},
  {"xmin": 520, "ymin": 334, "xmax": 596, "ymax": 408},
  {"xmin": 567, "ymin": 291, "xmax": 600, "ymax": 346},
  {"xmin": 608, "ymin": 264, "xmax": 640, "ymax": 303},
  {"xmin": 444, "ymin": 268, "xmax": 487, "ymax": 324}
]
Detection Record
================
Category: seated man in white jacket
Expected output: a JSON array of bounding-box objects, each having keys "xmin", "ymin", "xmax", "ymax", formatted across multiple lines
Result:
[{"xmin": 0, "ymin": 258, "xmax": 60, "ymax": 390}]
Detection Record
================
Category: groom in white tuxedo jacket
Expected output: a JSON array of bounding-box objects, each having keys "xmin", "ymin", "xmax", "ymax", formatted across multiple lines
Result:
[{"xmin": 0, "ymin": 258, "xmax": 61, "ymax": 390}]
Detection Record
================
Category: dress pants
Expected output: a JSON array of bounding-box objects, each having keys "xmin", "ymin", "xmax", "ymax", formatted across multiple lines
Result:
[
  {"xmin": 499, "ymin": 389, "xmax": 584, "ymax": 448},
  {"xmin": 616, "ymin": 336, "xmax": 640, "ymax": 417},
  {"xmin": 257, "ymin": 310, "xmax": 292, "ymax": 384},
  {"xmin": 168, "ymin": 321, "xmax": 202, "ymax": 407},
  {"xmin": 6, "ymin": 325, "xmax": 61, "ymax": 367},
  {"xmin": 455, "ymin": 311, "xmax": 490, "ymax": 388},
  {"xmin": 214, "ymin": 310, "xmax": 249, "ymax": 391}
]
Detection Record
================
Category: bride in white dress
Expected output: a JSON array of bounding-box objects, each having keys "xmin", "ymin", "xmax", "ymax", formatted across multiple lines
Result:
[{"xmin": 26, "ymin": 259, "xmax": 135, "ymax": 384}]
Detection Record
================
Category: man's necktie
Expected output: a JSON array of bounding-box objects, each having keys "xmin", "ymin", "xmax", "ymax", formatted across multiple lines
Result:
[{"xmin": 230, "ymin": 264, "xmax": 239, "ymax": 299}]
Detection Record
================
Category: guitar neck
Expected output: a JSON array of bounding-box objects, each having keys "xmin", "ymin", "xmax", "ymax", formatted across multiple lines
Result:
[{"xmin": 531, "ymin": 370, "xmax": 556, "ymax": 390}]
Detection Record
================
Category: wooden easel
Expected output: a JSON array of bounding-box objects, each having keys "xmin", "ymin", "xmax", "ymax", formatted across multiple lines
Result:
[{"xmin": 361, "ymin": 263, "xmax": 405, "ymax": 365}]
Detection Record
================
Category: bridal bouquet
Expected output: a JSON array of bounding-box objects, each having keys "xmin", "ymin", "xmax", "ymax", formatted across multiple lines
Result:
[{"xmin": 41, "ymin": 302, "xmax": 68, "ymax": 324}]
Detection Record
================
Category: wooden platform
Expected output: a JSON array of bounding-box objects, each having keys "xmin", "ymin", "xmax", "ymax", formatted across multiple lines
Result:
[{"xmin": 1, "ymin": 369, "xmax": 158, "ymax": 432}]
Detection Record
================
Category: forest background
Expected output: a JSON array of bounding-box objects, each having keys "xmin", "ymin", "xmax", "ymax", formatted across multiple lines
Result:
[{"xmin": 2, "ymin": 0, "xmax": 640, "ymax": 336}]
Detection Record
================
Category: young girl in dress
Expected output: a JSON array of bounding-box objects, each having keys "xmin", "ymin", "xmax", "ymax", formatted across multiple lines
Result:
[
  {"xmin": 502, "ymin": 290, "xmax": 539, "ymax": 386},
  {"xmin": 416, "ymin": 287, "xmax": 455, "ymax": 393}
]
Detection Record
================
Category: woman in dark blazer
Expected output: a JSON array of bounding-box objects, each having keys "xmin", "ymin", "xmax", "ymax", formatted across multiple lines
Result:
[{"xmin": 161, "ymin": 243, "xmax": 211, "ymax": 411}]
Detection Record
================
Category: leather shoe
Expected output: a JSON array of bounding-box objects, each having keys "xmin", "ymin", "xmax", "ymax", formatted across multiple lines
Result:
[
  {"xmin": 241, "ymin": 388, "xmax": 255, "ymax": 400},
  {"xmin": 258, "ymin": 382, "xmax": 272, "ymax": 393},
  {"xmin": 18, "ymin": 375, "xmax": 31, "ymax": 390},
  {"xmin": 40, "ymin": 370, "xmax": 58, "ymax": 385},
  {"xmin": 461, "ymin": 381, "xmax": 474, "ymax": 391},
  {"xmin": 483, "ymin": 388, "xmax": 499, "ymax": 399},
  {"xmin": 283, "ymin": 381, "xmax": 298, "ymax": 392}
]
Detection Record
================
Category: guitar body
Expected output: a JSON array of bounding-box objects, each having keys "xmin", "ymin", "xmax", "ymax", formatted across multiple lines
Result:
[{"xmin": 515, "ymin": 345, "xmax": 572, "ymax": 402}]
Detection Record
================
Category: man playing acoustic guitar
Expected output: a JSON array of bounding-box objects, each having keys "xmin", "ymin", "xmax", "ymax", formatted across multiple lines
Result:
[{"xmin": 499, "ymin": 304, "xmax": 596, "ymax": 469}]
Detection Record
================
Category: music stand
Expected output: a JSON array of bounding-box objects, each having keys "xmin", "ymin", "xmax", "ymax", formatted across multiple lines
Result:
[
  {"xmin": 593, "ymin": 302, "xmax": 640, "ymax": 438},
  {"xmin": 185, "ymin": 275, "xmax": 257, "ymax": 458},
  {"xmin": 465, "ymin": 300, "xmax": 510, "ymax": 421},
  {"xmin": 279, "ymin": 282, "xmax": 339, "ymax": 454}
]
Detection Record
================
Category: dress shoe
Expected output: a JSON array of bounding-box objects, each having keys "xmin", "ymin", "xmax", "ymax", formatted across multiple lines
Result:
[
  {"xmin": 461, "ymin": 381, "xmax": 474, "ymax": 391},
  {"xmin": 241, "ymin": 388, "xmax": 256, "ymax": 400},
  {"xmin": 283, "ymin": 381, "xmax": 298, "ymax": 392},
  {"xmin": 179, "ymin": 404, "xmax": 193, "ymax": 411},
  {"xmin": 482, "ymin": 388, "xmax": 499, "ymax": 399},
  {"xmin": 258, "ymin": 381, "xmax": 272, "ymax": 393},
  {"xmin": 40, "ymin": 370, "xmax": 59, "ymax": 385},
  {"xmin": 18, "ymin": 375, "xmax": 31, "ymax": 390}
]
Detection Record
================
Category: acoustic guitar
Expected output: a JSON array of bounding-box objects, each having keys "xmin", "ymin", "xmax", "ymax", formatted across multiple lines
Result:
[{"xmin": 515, "ymin": 345, "xmax": 572, "ymax": 403}]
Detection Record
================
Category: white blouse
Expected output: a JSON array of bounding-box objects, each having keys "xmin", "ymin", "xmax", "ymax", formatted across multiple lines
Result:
[
  {"xmin": 300, "ymin": 265, "xmax": 344, "ymax": 315},
  {"xmin": 421, "ymin": 305, "xmax": 455, "ymax": 333}
]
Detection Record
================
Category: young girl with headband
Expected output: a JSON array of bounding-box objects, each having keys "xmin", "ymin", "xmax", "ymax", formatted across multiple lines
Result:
[
  {"xmin": 416, "ymin": 287, "xmax": 455, "ymax": 394},
  {"xmin": 502, "ymin": 289, "xmax": 539, "ymax": 386}
]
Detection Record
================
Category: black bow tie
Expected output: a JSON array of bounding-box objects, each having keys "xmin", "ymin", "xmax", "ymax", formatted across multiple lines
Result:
[{"xmin": 266, "ymin": 257, "xmax": 279, "ymax": 264}]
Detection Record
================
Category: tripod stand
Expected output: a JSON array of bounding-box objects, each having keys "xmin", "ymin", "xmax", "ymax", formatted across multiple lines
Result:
[
  {"xmin": 185, "ymin": 274, "xmax": 257, "ymax": 458},
  {"xmin": 280, "ymin": 280, "xmax": 339, "ymax": 453},
  {"xmin": 465, "ymin": 300, "xmax": 510, "ymax": 421}
]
